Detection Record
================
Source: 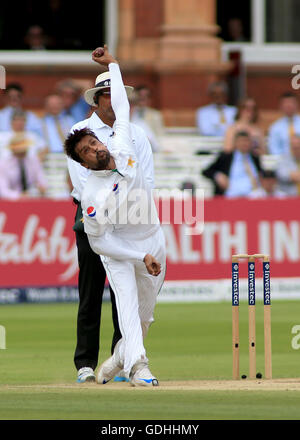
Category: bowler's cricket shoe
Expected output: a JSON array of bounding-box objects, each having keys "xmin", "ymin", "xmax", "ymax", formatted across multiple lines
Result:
[
  {"xmin": 114, "ymin": 369, "xmax": 129, "ymax": 382},
  {"xmin": 77, "ymin": 367, "xmax": 96, "ymax": 383},
  {"xmin": 129, "ymin": 361, "xmax": 159, "ymax": 387},
  {"xmin": 96, "ymin": 340, "xmax": 123, "ymax": 384},
  {"xmin": 96, "ymin": 356, "xmax": 123, "ymax": 384}
]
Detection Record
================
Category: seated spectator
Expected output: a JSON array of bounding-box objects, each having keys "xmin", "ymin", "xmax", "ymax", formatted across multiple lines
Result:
[
  {"xmin": 223, "ymin": 97, "xmax": 265, "ymax": 156},
  {"xmin": 276, "ymin": 135, "xmax": 300, "ymax": 196},
  {"xmin": 129, "ymin": 91, "xmax": 160, "ymax": 152},
  {"xmin": 131, "ymin": 85, "xmax": 165, "ymax": 139},
  {"xmin": 55, "ymin": 79, "xmax": 90, "ymax": 123},
  {"xmin": 249, "ymin": 170, "xmax": 286, "ymax": 198},
  {"xmin": 268, "ymin": 92, "xmax": 300, "ymax": 155},
  {"xmin": 202, "ymin": 131, "xmax": 262, "ymax": 197},
  {"xmin": 0, "ymin": 134, "xmax": 47, "ymax": 200},
  {"xmin": 0, "ymin": 83, "xmax": 43, "ymax": 137},
  {"xmin": 42, "ymin": 94, "xmax": 75, "ymax": 153},
  {"xmin": 196, "ymin": 81, "xmax": 237, "ymax": 136},
  {"xmin": 0, "ymin": 109, "xmax": 47, "ymax": 159},
  {"xmin": 23, "ymin": 25, "xmax": 48, "ymax": 50}
]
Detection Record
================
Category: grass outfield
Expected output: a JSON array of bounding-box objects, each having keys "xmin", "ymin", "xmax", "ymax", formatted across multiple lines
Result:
[{"xmin": 0, "ymin": 301, "xmax": 300, "ymax": 420}]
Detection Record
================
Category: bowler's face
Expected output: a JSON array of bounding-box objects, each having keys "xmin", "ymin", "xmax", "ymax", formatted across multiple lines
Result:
[{"xmin": 75, "ymin": 135, "xmax": 110, "ymax": 170}]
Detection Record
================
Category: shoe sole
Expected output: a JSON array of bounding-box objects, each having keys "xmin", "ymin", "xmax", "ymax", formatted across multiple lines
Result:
[
  {"xmin": 130, "ymin": 378, "xmax": 159, "ymax": 387},
  {"xmin": 77, "ymin": 375, "xmax": 96, "ymax": 383},
  {"xmin": 114, "ymin": 376, "xmax": 129, "ymax": 382}
]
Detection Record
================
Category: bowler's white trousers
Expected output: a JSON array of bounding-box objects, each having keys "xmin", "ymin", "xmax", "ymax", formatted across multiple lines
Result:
[{"xmin": 100, "ymin": 227, "xmax": 166, "ymax": 376}]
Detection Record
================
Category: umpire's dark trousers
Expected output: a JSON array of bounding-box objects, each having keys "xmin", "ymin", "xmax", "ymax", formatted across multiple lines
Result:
[{"xmin": 73, "ymin": 201, "xmax": 122, "ymax": 371}]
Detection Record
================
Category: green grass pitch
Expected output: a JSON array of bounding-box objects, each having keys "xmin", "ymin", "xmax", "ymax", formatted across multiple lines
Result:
[{"xmin": 0, "ymin": 300, "xmax": 300, "ymax": 420}]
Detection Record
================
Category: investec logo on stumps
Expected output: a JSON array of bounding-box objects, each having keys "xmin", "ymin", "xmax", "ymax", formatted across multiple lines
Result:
[
  {"xmin": 248, "ymin": 263, "xmax": 255, "ymax": 305},
  {"xmin": 263, "ymin": 262, "xmax": 271, "ymax": 305},
  {"xmin": 232, "ymin": 263, "xmax": 239, "ymax": 306}
]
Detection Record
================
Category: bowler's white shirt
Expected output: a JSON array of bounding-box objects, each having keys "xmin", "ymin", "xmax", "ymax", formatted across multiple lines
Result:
[
  {"xmin": 81, "ymin": 63, "xmax": 159, "ymax": 262},
  {"xmin": 67, "ymin": 112, "xmax": 154, "ymax": 201}
]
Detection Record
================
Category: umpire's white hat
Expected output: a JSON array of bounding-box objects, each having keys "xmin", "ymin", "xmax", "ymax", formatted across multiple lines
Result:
[{"xmin": 84, "ymin": 71, "xmax": 134, "ymax": 106}]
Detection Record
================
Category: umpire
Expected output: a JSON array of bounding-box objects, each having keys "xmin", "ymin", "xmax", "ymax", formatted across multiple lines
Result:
[{"xmin": 67, "ymin": 61, "xmax": 155, "ymax": 383}]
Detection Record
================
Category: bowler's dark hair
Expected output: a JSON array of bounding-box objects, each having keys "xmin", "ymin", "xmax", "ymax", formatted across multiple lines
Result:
[{"xmin": 64, "ymin": 128, "xmax": 99, "ymax": 163}]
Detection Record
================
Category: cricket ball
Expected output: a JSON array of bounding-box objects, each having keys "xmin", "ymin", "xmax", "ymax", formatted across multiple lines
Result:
[{"xmin": 94, "ymin": 47, "xmax": 104, "ymax": 57}]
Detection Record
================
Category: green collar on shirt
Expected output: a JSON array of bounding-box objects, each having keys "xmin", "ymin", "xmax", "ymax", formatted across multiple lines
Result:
[{"xmin": 112, "ymin": 168, "xmax": 124, "ymax": 177}]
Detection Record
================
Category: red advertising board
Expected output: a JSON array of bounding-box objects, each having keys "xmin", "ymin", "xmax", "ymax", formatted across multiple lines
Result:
[{"xmin": 0, "ymin": 197, "xmax": 300, "ymax": 289}]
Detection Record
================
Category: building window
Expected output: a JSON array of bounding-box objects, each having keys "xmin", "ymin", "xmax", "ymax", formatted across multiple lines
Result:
[
  {"xmin": 217, "ymin": 0, "xmax": 251, "ymax": 42},
  {"xmin": 0, "ymin": 0, "xmax": 105, "ymax": 50},
  {"xmin": 266, "ymin": 0, "xmax": 300, "ymax": 42}
]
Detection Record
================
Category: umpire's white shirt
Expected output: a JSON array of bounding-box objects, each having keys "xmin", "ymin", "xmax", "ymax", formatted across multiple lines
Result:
[{"xmin": 67, "ymin": 113, "xmax": 155, "ymax": 201}]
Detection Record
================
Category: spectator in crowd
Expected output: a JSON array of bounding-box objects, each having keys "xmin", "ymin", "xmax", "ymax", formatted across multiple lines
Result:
[
  {"xmin": 196, "ymin": 81, "xmax": 237, "ymax": 136},
  {"xmin": 0, "ymin": 134, "xmax": 47, "ymax": 199},
  {"xmin": 249, "ymin": 169, "xmax": 286, "ymax": 198},
  {"xmin": 55, "ymin": 79, "xmax": 90, "ymax": 123},
  {"xmin": 129, "ymin": 91, "xmax": 160, "ymax": 152},
  {"xmin": 42, "ymin": 94, "xmax": 75, "ymax": 153},
  {"xmin": 0, "ymin": 109, "xmax": 47, "ymax": 160},
  {"xmin": 276, "ymin": 134, "xmax": 300, "ymax": 196},
  {"xmin": 226, "ymin": 18, "xmax": 247, "ymax": 42},
  {"xmin": 268, "ymin": 92, "xmax": 300, "ymax": 155},
  {"xmin": 131, "ymin": 85, "xmax": 165, "ymax": 140},
  {"xmin": 0, "ymin": 83, "xmax": 43, "ymax": 137},
  {"xmin": 23, "ymin": 25, "xmax": 48, "ymax": 50},
  {"xmin": 202, "ymin": 131, "xmax": 262, "ymax": 197},
  {"xmin": 223, "ymin": 97, "xmax": 265, "ymax": 156}
]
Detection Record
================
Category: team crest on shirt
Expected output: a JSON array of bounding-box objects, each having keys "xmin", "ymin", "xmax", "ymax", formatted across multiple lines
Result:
[
  {"xmin": 87, "ymin": 206, "xmax": 96, "ymax": 217},
  {"xmin": 127, "ymin": 157, "xmax": 135, "ymax": 168}
]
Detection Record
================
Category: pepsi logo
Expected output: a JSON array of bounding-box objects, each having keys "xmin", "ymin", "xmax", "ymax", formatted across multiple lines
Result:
[{"xmin": 87, "ymin": 206, "xmax": 96, "ymax": 217}]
